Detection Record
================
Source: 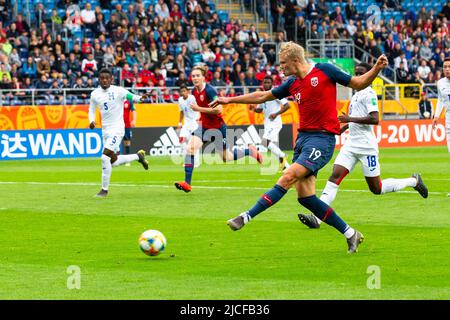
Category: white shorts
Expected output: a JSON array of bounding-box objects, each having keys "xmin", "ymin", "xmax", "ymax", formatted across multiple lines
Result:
[
  {"xmin": 263, "ymin": 125, "xmax": 282, "ymax": 142},
  {"xmin": 179, "ymin": 122, "xmax": 198, "ymax": 140},
  {"xmin": 103, "ymin": 130, "xmax": 124, "ymax": 153},
  {"xmin": 334, "ymin": 147, "xmax": 380, "ymax": 177}
]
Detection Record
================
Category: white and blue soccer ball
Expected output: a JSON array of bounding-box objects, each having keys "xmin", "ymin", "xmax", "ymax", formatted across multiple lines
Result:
[{"xmin": 139, "ymin": 229, "xmax": 167, "ymax": 256}]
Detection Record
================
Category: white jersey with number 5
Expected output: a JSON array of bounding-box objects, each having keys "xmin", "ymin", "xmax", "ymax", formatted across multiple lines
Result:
[
  {"xmin": 343, "ymin": 86, "xmax": 379, "ymax": 154},
  {"xmin": 89, "ymin": 85, "xmax": 141, "ymax": 132}
]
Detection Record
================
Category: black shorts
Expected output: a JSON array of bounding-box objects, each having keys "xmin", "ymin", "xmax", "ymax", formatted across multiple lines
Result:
[{"xmin": 192, "ymin": 123, "xmax": 228, "ymax": 150}]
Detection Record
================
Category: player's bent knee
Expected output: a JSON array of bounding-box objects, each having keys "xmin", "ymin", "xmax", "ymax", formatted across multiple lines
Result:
[
  {"xmin": 278, "ymin": 170, "xmax": 299, "ymax": 188},
  {"xmin": 110, "ymin": 153, "xmax": 118, "ymax": 164}
]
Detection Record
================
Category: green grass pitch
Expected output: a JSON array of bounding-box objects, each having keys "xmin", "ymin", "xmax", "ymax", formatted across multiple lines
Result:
[{"xmin": 0, "ymin": 147, "xmax": 449, "ymax": 299}]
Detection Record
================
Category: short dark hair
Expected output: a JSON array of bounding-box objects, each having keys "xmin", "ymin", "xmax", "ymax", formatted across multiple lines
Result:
[
  {"xmin": 444, "ymin": 57, "xmax": 450, "ymax": 63},
  {"xmin": 179, "ymin": 84, "xmax": 188, "ymax": 91},
  {"xmin": 356, "ymin": 62, "xmax": 372, "ymax": 73},
  {"xmin": 264, "ymin": 76, "xmax": 273, "ymax": 81},
  {"xmin": 99, "ymin": 68, "xmax": 112, "ymax": 76}
]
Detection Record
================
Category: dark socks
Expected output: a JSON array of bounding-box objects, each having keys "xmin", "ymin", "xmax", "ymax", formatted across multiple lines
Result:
[
  {"xmin": 248, "ymin": 184, "xmax": 288, "ymax": 218},
  {"xmin": 184, "ymin": 155, "xmax": 195, "ymax": 185},
  {"xmin": 298, "ymin": 195, "xmax": 349, "ymax": 234}
]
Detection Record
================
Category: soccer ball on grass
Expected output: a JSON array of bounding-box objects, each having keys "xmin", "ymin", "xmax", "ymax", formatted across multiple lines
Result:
[{"xmin": 139, "ymin": 229, "xmax": 167, "ymax": 256}]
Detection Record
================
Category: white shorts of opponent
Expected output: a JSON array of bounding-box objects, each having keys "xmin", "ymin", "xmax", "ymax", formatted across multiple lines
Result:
[
  {"xmin": 179, "ymin": 121, "xmax": 199, "ymax": 141},
  {"xmin": 334, "ymin": 146, "xmax": 380, "ymax": 177},
  {"xmin": 103, "ymin": 129, "xmax": 124, "ymax": 153},
  {"xmin": 262, "ymin": 125, "xmax": 282, "ymax": 143}
]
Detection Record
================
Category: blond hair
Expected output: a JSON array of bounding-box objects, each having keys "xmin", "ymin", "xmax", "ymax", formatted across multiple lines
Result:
[
  {"xmin": 192, "ymin": 65, "xmax": 208, "ymax": 77},
  {"xmin": 279, "ymin": 42, "xmax": 306, "ymax": 62}
]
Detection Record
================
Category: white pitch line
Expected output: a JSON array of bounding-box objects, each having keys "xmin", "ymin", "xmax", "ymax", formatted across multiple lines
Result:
[
  {"xmin": 0, "ymin": 181, "xmax": 448, "ymax": 195},
  {"xmin": 174, "ymin": 178, "xmax": 450, "ymax": 183}
]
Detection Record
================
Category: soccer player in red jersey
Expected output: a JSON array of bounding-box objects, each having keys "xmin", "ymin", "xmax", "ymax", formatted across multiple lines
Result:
[
  {"xmin": 122, "ymin": 99, "xmax": 136, "ymax": 162},
  {"xmin": 174, "ymin": 66, "xmax": 263, "ymax": 193},
  {"xmin": 210, "ymin": 42, "xmax": 388, "ymax": 253}
]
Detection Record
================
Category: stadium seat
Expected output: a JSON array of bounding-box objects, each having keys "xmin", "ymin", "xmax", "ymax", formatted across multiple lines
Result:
[
  {"xmin": 57, "ymin": 9, "xmax": 66, "ymax": 17},
  {"xmin": 218, "ymin": 11, "xmax": 229, "ymax": 23},
  {"xmin": 72, "ymin": 30, "xmax": 84, "ymax": 41},
  {"xmin": 84, "ymin": 28, "xmax": 95, "ymax": 39},
  {"xmin": 192, "ymin": 54, "xmax": 203, "ymax": 64},
  {"xmin": 103, "ymin": 10, "xmax": 111, "ymax": 21},
  {"xmin": 43, "ymin": 0, "xmax": 55, "ymax": 9},
  {"xmin": 36, "ymin": 98, "xmax": 48, "ymax": 105},
  {"xmin": 19, "ymin": 48, "xmax": 29, "ymax": 59},
  {"xmin": 11, "ymin": 98, "xmax": 23, "ymax": 106},
  {"xmin": 166, "ymin": 78, "xmax": 174, "ymax": 87}
]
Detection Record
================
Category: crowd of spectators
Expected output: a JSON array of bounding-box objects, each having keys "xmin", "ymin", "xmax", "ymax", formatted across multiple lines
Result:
[
  {"xmin": 272, "ymin": 0, "xmax": 450, "ymax": 87},
  {"xmin": 0, "ymin": 0, "xmax": 284, "ymax": 104}
]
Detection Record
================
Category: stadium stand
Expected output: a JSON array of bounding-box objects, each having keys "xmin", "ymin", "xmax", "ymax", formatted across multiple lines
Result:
[{"xmin": 0, "ymin": 0, "xmax": 449, "ymax": 105}]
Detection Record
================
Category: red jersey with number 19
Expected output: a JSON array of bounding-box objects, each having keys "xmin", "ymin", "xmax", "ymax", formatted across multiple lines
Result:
[
  {"xmin": 193, "ymin": 83, "xmax": 224, "ymax": 129},
  {"xmin": 272, "ymin": 63, "xmax": 352, "ymax": 135}
]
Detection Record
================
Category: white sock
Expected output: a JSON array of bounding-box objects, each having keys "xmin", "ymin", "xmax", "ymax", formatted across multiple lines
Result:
[
  {"xmin": 101, "ymin": 154, "xmax": 112, "ymax": 191},
  {"xmin": 267, "ymin": 142, "xmax": 285, "ymax": 158},
  {"xmin": 344, "ymin": 226, "xmax": 356, "ymax": 239},
  {"xmin": 112, "ymin": 154, "xmax": 139, "ymax": 167},
  {"xmin": 240, "ymin": 212, "xmax": 251, "ymax": 224},
  {"xmin": 312, "ymin": 181, "xmax": 340, "ymax": 225},
  {"xmin": 381, "ymin": 178, "xmax": 417, "ymax": 194}
]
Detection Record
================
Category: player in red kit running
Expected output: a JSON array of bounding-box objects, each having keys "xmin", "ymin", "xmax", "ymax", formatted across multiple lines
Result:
[
  {"xmin": 210, "ymin": 42, "xmax": 388, "ymax": 253},
  {"xmin": 122, "ymin": 99, "xmax": 136, "ymax": 166},
  {"xmin": 174, "ymin": 66, "xmax": 263, "ymax": 193}
]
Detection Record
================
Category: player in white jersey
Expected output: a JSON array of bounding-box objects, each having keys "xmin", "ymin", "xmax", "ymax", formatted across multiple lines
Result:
[
  {"xmin": 433, "ymin": 58, "xmax": 450, "ymax": 154},
  {"xmin": 298, "ymin": 63, "xmax": 429, "ymax": 228},
  {"xmin": 88, "ymin": 69, "xmax": 150, "ymax": 197},
  {"xmin": 177, "ymin": 85, "xmax": 199, "ymax": 150},
  {"xmin": 251, "ymin": 76, "xmax": 291, "ymax": 171}
]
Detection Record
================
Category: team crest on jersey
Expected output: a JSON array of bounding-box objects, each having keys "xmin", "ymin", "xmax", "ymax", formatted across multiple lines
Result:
[
  {"xmin": 200, "ymin": 95, "xmax": 205, "ymax": 102},
  {"xmin": 311, "ymin": 77, "xmax": 319, "ymax": 87}
]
